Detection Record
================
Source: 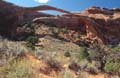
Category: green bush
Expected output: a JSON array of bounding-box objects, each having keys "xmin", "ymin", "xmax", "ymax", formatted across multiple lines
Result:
[
  {"xmin": 26, "ymin": 36, "xmax": 38, "ymax": 50},
  {"xmin": 104, "ymin": 59, "xmax": 120, "ymax": 73},
  {"xmin": 0, "ymin": 59, "xmax": 33, "ymax": 78},
  {"xmin": 60, "ymin": 27, "xmax": 68, "ymax": 34},
  {"xmin": 112, "ymin": 44, "xmax": 120, "ymax": 52},
  {"xmin": 0, "ymin": 39, "xmax": 26, "ymax": 61},
  {"xmin": 62, "ymin": 70, "xmax": 75, "ymax": 78},
  {"xmin": 78, "ymin": 47, "xmax": 89, "ymax": 61},
  {"xmin": 64, "ymin": 51, "xmax": 71, "ymax": 57},
  {"xmin": 111, "ymin": 75, "xmax": 120, "ymax": 78}
]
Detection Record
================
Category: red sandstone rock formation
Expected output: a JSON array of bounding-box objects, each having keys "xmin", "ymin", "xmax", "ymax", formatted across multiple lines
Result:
[
  {"xmin": 0, "ymin": 0, "xmax": 71, "ymax": 38},
  {"xmin": 1, "ymin": 0, "xmax": 120, "ymax": 44},
  {"xmin": 34, "ymin": 7, "xmax": 120, "ymax": 44}
]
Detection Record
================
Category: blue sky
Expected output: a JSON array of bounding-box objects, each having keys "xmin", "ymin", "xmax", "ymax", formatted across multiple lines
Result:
[{"xmin": 6, "ymin": 0, "xmax": 120, "ymax": 14}]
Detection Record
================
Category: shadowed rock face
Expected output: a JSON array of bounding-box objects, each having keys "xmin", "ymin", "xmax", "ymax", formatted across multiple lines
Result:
[
  {"xmin": 1, "ymin": 0, "xmax": 120, "ymax": 44},
  {"xmin": 0, "ymin": 0, "xmax": 71, "ymax": 38},
  {"xmin": 34, "ymin": 7, "xmax": 120, "ymax": 44}
]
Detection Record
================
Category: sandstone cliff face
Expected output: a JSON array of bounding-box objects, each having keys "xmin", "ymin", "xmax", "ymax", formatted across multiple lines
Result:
[
  {"xmin": 34, "ymin": 7, "xmax": 120, "ymax": 45},
  {"xmin": 1, "ymin": 0, "xmax": 120, "ymax": 44},
  {"xmin": 0, "ymin": 0, "xmax": 71, "ymax": 38},
  {"xmin": 86, "ymin": 7, "xmax": 120, "ymax": 44}
]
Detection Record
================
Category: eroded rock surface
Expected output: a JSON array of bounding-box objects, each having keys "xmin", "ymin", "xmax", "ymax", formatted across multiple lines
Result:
[
  {"xmin": 0, "ymin": 0, "xmax": 71, "ymax": 38},
  {"xmin": 0, "ymin": 0, "xmax": 120, "ymax": 44},
  {"xmin": 34, "ymin": 7, "xmax": 120, "ymax": 45}
]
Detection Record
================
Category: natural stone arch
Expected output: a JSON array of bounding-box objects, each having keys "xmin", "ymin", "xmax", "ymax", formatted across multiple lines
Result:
[{"xmin": 0, "ymin": 0, "xmax": 72, "ymax": 38}]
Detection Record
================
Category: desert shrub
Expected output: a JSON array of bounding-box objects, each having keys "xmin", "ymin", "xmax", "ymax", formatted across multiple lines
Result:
[
  {"xmin": 77, "ymin": 47, "xmax": 89, "ymax": 61},
  {"xmin": 78, "ymin": 71, "xmax": 88, "ymax": 78},
  {"xmin": 70, "ymin": 47, "xmax": 89, "ymax": 66},
  {"xmin": 104, "ymin": 59, "xmax": 120, "ymax": 73},
  {"xmin": 35, "ymin": 48, "xmax": 44, "ymax": 59},
  {"xmin": 111, "ymin": 75, "xmax": 120, "ymax": 78},
  {"xmin": 0, "ymin": 39, "xmax": 26, "ymax": 61},
  {"xmin": 26, "ymin": 35, "xmax": 38, "ymax": 50},
  {"xmin": 64, "ymin": 51, "xmax": 71, "ymax": 57},
  {"xmin": 68, "ymin": 62, "xmax": 80, "ymax": 72},
  {"xmin": 87, "ymin": 44, "xmax": 111, "ymax": 65},
  {"xmin": 112, "ymin": 44, "xmax": 120, "ymax": 52},
  {"xmin": 87, "ymin": 49, "xmax": 97, "ymax": 61},
  {"xmin": 39, "ymin": 58, "xmax": 63, "ymax": 75},
  {"xmin": 86, "ymin": 43, "xmax": 120, "ymax": 75},
  {"xmin": 46, "ymin": 59, "xmax": 63, "ymax": 72},
  {"xmin": 59, "ymin": 27, "xmax": 68, "ymax": 34},
  {"xmin": 49, "ymin": 27, "xmax": 60, "ymax": 35},
  {"xmin": 62, "ymin": 70, "xmax": 75, "ymax": 78},
  {"xmin": 0, "ymin": 59, "xmax": 33, "ymax": 78}
]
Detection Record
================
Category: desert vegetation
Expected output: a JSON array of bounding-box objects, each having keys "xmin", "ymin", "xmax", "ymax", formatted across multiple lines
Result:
[
  {"xmin": 1, "ymin": 22, "xmax": 120, "ymax": 78},
  {"xmin": 0, "ymin": 1, "xmax": 120, "ymax": 77}
]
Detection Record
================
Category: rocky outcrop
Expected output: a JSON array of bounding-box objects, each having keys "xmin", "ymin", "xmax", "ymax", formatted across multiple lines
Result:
[
  {"xmin": 34, "ymin": 7, "xmax": 120, "ymax": 45},
  {"xmin": 23, "ymin": 12, "xmax": 55, "ymax": 22},
  {"xmin": 0, "ymin": 0, "xmax": 71, "ymax": 38},
  {"xmin": 1, "ymin": 0, "xmax": 120, "ymax": 44}
]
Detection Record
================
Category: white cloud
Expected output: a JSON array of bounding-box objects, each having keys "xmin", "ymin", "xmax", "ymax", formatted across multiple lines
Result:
[{"xmin": 34, "ymin": 0, "xmax": 49, "ymax": 3}]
